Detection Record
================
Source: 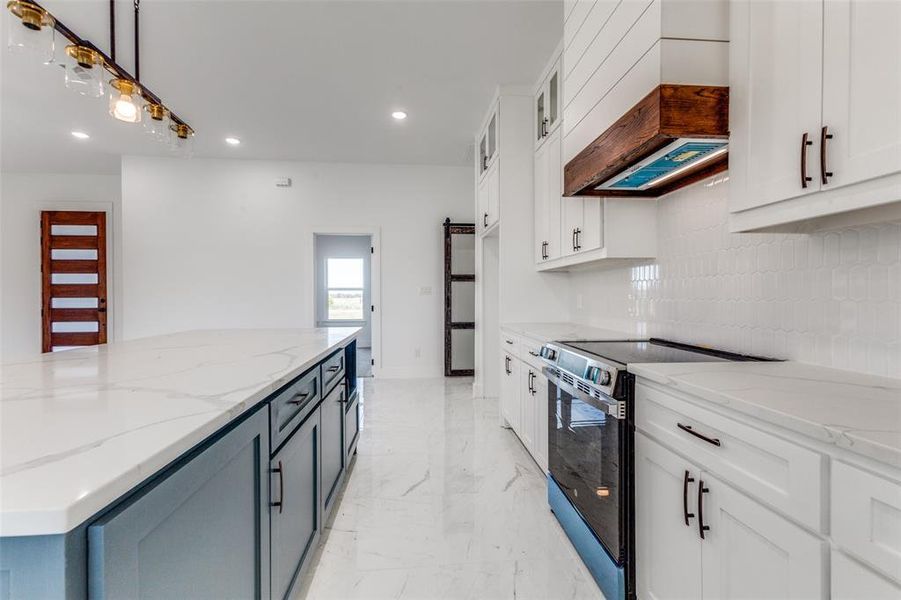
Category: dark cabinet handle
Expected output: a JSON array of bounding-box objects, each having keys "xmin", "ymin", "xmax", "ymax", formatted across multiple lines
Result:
[
  {"xmin": 528, "ymin": 350, "xmax": 540, "ymax": 357},
  {"xmin": 542, "ymin": 118, "xmax": 549, "ymax": 137},
  {"xmin": 482, "ymin": 156, "xmax": 488, "ymax": 170},
  {"xmin": 505, "ymin": 340, "xmax": 513, "ymax": 345},
  {"xmin": 683, "ymin": 470, "xmax": 695, "ymax": 526},
  {"xmin": 505, "ymin": 355, "xmax": 511, "ymax": 374},
  {"xmin": 801, "ymin": 132, "xmax": 813, "ymax": 188},
  {"xmin": 287, "ymin": 392, "xmax": 309, "ymax": 405},
  {"xmin": 572, "ymin": 229, "xmax": 577, "ymax": 251},
  {"xmin": 271, "ymin": 460, "xmax": 283, "ymax": 514},
  {"xmin": 327, "ymin": 365, "xmax": 340, "ymax": 373},
  {"xmin": 697, "ymin": 479, "xmax": 710, "ymax": 539},
  {"xmin": 575, "ymin": 228, "xmax": 582, "ymax": 251},
  {"xmin": 677, "ymin": 423, "xmax": 721, "ymax": 447},
  {"xmin": 820, "ymin": 126, "xmax": 834, "ymax": 184},
  {"xmin": 528, "ymin": 371, "xmax": 535, "ymax": 394},
  {"xmin": 483, "ymin": 213, "xmax": 488, "ymax": 227}
]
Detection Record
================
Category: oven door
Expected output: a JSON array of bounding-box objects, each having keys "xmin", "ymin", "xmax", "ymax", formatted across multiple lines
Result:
[{"xmin": 546, "ymin": 368, "xmax": 626, "ymax": 564}]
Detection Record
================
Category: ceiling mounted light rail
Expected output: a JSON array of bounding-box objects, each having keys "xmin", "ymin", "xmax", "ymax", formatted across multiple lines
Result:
[
  {"xmin": 5, "ymin": 0, "xmax": 194, "ymax": 152},
  {"xmin": 564, "ymin": 85, "xmax": 729, "ymax": 198}
]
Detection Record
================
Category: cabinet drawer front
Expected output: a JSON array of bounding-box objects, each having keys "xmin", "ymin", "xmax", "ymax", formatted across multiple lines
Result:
[
  {"xmin": 320, "ymin": 350, "xmax": 345, "ymax": 395},
  {"xmin": 832, "ymin": 549, "xmax": 901, "ymax": 599},
  {"xmin": 832, "ymin": 461, "xmax": 901, "ymax": 583},
  {"xmin": 520, "ymin": 336, "xmax": 545, "ymax": 372},
  {"xmin": 500, "ymin": 331, "xmax": 521, "ymax": 359},
  {"xmin": 270, "ymin": 367, "xmax": 321, "ymax": 453},
  {"xmin": 635, "ymin": 381, "xmax": 824, "ymax": 531}
]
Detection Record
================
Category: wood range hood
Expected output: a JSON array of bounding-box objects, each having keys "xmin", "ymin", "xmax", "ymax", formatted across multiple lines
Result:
[{"xmin": 564, "ymin": 85, "xmax": 729, "ymax": 198}]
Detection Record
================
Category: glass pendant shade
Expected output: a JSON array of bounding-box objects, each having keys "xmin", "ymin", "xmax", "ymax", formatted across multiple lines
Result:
[
  {"xmin": 6, "ymin": 1, "xmax": 55, "ymax": 64},
  {"xmin": 170, "ymin": 123, "xmax": 194, "ymax": 158},
  {"xmin": 108, "ymin": 78, "xmax": 142, "ymax": 123},
  {"xmin": 64, "ymin": 45, "xmax": 104, "ymax": 97},
  {"xmin": 143, "ymin": 103, "xmax": 170, "ymax": 142}
]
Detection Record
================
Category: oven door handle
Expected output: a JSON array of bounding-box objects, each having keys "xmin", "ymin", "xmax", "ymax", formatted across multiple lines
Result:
[{"xmin": 542, "ymin": 366, "xmax": 625, "ymax": 420}]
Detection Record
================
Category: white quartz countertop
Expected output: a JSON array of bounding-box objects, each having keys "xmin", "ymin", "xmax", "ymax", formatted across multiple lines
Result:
[
  {"xmin": 0, "ymin": 328, "xmax": 358, "ymax": 537},
  {"xmin": 629, "ymin": 361, "xmax": 901, "ymax": 468},
  {"xmin": 500, "ymin": 322, "xmax": 635, "ymax": 343}
]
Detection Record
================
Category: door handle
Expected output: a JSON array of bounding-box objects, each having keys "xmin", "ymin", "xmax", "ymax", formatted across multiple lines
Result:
[
  {"xmin": 683, "ymin": 470, "xmax": 695, "ymax": 526},
  {"xmin": 697, "ymin": 480, "xmax": 710, "ymax": 539},
  {"xmin": 800, "ymin": 132, "xmax": 813, "ymax": 188},
  {"xmin": 677, "ymin": 423, "xmax": 721, "ymax": 447},
  {"xmin": 270, "ymin": 460, "xmax": 283, "ymax": 514},
  {"xmin": 820, "ymin": 126, "xmax": 834, "ymax": 184}
]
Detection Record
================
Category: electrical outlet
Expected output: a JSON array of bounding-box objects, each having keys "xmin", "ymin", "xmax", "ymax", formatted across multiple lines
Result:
[{"xmin": 419, "ymin": 286, "xmax": 432, "ymax": 296}]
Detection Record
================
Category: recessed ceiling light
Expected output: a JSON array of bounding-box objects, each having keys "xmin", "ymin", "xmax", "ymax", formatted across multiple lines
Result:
[
  {"xmin": 391, "ymin": 111, "xmax": 407, "ymax": 120},
  {"xmin": 225, "ymin": 137, "xmax": 241, "ymax": 146},
  {"xmin": 71, "ymin": 130, "xmax": 90, "ymax": 140}
]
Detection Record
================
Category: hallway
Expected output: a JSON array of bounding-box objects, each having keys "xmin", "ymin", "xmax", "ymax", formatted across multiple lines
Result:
[{"xmin": 297, "ymin": 377, "xmax": 602, "ymax": 599}]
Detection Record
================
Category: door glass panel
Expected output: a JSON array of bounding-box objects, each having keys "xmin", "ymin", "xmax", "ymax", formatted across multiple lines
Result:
[
  {"xmin": 488, "ymin": 114, "xmax": 497, "ymax": 159},
  {"xmin": 450, "ymin": 329, "xmax": 475, "ymax": 371},
  {"xmin": 450, "ymin": 233, "xmax": 475, "ymax": 274},
  {"xmin": 450, "ymin": 281, "xmax": 475, "ymax": 322},
  {"xmin": 536, "ymin": 91, "xmax": 546, "ymax": 141},
  {"xmin": 549, "ymin": 71, "xmax": 559, "ymax": 126}
]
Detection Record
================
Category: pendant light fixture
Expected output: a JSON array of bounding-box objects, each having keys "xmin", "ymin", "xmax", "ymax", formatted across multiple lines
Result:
[
  {"xmin": 5, "ymin": 0, "xmax": 194, "ymax": 148},
  {"xmin": 109, "ymin": 78, "xmax": 142, "ymax": 123},
  {"xmin": 6, "ymin": 0, "xmax": 54, "ymax": 63},
  {"xmin": 64, "ymin": 44, "xmax": 105, "ymax": 97}
]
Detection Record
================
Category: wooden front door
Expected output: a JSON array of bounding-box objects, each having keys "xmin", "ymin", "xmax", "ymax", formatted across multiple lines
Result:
[{"xmin": 41, "ymin": 211, "xmax": 108, "ymax": 352}]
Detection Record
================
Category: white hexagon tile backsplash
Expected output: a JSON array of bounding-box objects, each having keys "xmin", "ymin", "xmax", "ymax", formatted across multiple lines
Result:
[{"xmin": 568, "ymin": 177, "xmax": 901, "ymax": 378}]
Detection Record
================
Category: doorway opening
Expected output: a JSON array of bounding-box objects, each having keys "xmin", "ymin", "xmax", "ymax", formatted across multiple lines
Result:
[{"xmin": 315, "ymin": 234, "xmax": 373, "ymax": 377}]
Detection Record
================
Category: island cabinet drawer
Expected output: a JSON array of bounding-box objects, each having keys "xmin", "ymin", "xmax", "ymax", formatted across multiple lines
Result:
[
  {"xmin": 270, "ymin": 367, "xmax": 321, "ymax": 453},
  {"xmin": 832, "ymin": 461, "xmax": 901, "ymax": 583},
  {"xmin": 320, "ymin": 350, "xmax": 345, "ymax": 394},
  {"xmin": 635, "ymin": 381, "xmax": 824, "ymax": 532}
]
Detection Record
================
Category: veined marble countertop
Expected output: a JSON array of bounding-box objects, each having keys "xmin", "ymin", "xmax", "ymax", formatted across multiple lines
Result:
[
  {"xmin": 0, "ymin": 328, "xmax": 358, "ymax": 537},
  {"xmin": 629, "ymin": 361, "xmax": 901, "ymax": 468},
  {"xmin": 500, "ymin": 322, "xmax": 636, "ymax": 343}
]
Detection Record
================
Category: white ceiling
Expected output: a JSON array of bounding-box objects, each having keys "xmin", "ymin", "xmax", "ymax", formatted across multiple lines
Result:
[{"xmin": 1, "ymin": 0, "xmax": 562, "ymax": 174}]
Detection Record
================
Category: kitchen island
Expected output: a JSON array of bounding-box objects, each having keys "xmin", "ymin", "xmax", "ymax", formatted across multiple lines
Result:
[{"xmin": 0, "ymin": 328, "xmax": 360, "ymax": 600}]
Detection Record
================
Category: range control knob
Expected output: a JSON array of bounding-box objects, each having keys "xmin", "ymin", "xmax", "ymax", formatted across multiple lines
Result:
[
  {"xmin": 540, "ymin": 346, "xmax": 557, "ymax": 361},
  {"xmin": 597, "ymin": 370, "xmax": 612, "ymax": 386}
]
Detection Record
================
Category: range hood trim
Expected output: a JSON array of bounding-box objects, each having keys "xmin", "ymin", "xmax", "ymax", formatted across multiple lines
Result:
[{"xmin": 563, "ymin": 85, "xmax": 729, "ymax": 198}]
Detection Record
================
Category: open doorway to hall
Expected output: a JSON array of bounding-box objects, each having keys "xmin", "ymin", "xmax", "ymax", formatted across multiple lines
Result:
[{"xmin": 314, "ymin": 234, "xmax": 373, "ymax": 377}]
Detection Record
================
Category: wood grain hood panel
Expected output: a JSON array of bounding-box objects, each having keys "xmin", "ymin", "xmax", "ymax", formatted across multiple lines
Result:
[{"xmin": 563, "ymin": 85, "xmax": 730, "ymax": 198}]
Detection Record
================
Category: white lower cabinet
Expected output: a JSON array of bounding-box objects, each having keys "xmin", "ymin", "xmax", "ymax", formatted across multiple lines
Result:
[
  {"xmin": 637, "ymin": 432, "xmax": 825, "ymax": 599},
  {"xmin": 832, "ymin": 550, "xmax": 901, "ymax": 600},
  {"xmin": 499, "ymin": 338, "xmax": 548, "ymax": 473},
  {"xmin": 519, "ymin": 366, "xmax": 537, "ymax": 452},
  {"xmin": 532, "ymin": 372, "xmax": 548, "ymax": 473}
]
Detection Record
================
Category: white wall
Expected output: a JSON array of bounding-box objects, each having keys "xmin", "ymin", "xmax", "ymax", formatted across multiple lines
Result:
[
  {"xmin": 0, "ymin": 172, "xmax": 122, "ymax": 361},
  {"xmin": 567, "ymin": 175, "xmax": 901, "ymax": 379},
  {"xmin": 121, "ymin": 156, "xmax": 472, "ymax": 378}
]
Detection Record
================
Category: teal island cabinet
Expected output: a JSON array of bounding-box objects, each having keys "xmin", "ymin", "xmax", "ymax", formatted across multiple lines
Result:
[{"xmin": 0, "ymin": 330, "xmax": 360, "ymax": 600}]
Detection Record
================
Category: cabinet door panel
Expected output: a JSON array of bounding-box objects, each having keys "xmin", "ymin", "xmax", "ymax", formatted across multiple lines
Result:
[
  {"xmin": 345, "ymin": 391, "xmax": 361, "ymax": 459},
  {"xmin": 546, "ymin": 130, "xmax": 563, "ymax": 261},
  {"xmin": 271, "ymin": 411, "xmax": 320, "ymax": 600},
  {"xmin": 561, "ymin": 197, "xmax": 583, "ymax": 257},
  {"xmin": 88, "ymin": 409, "xmax": 269, "ymax": 600},
  {"xmin": 580, "ymin": 197, "xmax": 603, "ymax": 252},
  {"xmin": 519, "ymin": 366, "xmax": 537, "ymax": 452},
  {"xmin": 477, "ymin": 178, "xmax": 489, "ymax": 234},
  {"xmin": 729, "ymin": 0, "xmax": 823, "ymax": 213},
  {"xmin": 701, "ymin": 471, "xmax": 825, "ymax": 600},
  {"xmin": 636, "ymin": 434, "xmax": 703, "ymax": 600},
  {"xmin": 486, "ymin": 164, "xmax": 500, "ymax": 228},
  {"xmin": 534, "ymin": 139, "xmax": 549, "ymax": 264},
  {"xmin": 833, "ymin": 550, "xmax": 901, "ymax": 600},
  {"xmin": 501, "ymin": 352, "xmax": 521, "ymax": 431},
  {"xmin": 822, "ymin": 0, "xmax": 901, "ymax": 190},
  {"xmin": 321, "ymin": 384, "xmax": 346, "ymax": 515}
]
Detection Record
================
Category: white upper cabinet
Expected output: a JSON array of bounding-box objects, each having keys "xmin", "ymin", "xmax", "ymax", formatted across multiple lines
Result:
[
  {"xmin": 535, "ymin": 57, "xmax": 562, "ymax": 150},
  {"xmin": 478, "ymin": 107, "xmax": 499, "ymax": 180},
  {"xmin": 822, "ymin": 0, "xmax": 901, "ymax": 190},
  {"xmin": 728, "ymin": 0, "xmax": 824, "ymax": 213},
  {"xmin": 729, "ymin": 0, "xmax": 901, "ymax": 232}
]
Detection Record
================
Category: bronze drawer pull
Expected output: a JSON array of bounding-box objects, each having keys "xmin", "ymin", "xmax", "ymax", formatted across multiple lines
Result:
[
  {"xmin": 327, "ymin": 365, "xmax": 340, "ymax": 373},
  {"xmin": 270, "ymin": 460, "xmax": 283, "ymax": 514},
  {"xmin": 683, "ymin": 470, "xmax": 695, "ymax": 526},
  {"xmin": 287, "ymin": 392, "xmax": 309, "ymax": 405},
  {"xmin": 698, "ymin": 480, "xmax": 710, "ymax": 539},
  {"xmin": 801, "ymin": 132, "xmax": 813, "ymax": 188},
  {"xmin": 677, "ymin": 423, "xmax": 721, "ymax": 447},
  {"xmin": 820, "ymin": 126, "xmax": 834, "ymax": 184}
]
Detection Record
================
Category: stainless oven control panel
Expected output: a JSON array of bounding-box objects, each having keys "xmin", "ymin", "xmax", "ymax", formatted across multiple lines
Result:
[{"xmin": 539, "ymin": 343, "xmax": 624, "ymax": 418}]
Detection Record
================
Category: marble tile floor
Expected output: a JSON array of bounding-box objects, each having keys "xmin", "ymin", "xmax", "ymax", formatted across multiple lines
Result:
[{"xmin": 296, "ymin": 377, "xmax": 603, "ymax": 600}]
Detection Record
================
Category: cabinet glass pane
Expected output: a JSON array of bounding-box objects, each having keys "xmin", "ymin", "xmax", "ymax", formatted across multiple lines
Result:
[
  {"xmin": 450, "ymin": 233, "xmax": 475, "ymax": 274},
  {"xmin": 488, "ymin": 114, "xmax": 497, "ymax": 159},
  {"xmin": 479, "ymin": 135, "xmax": 487, "ymax": 172},
  {"xmin": 451, "ymin": 281, "xmax": 475, "ymax": 322},
  {"xmin": 536, "ymin": 92, "xmax": 546, "ymax": 141},
  {"xmin": 450, "ymin": 329, "xmax": 475, "ymax": 371},
  {"xmin": 549, "ymin": 71, "xmax": 559, "ymax": 127}
]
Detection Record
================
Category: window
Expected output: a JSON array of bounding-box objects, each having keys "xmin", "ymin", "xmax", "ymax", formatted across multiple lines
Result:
[{"xmin": 326, "ymin": 258, "xmax": 364, "ymax": 320}]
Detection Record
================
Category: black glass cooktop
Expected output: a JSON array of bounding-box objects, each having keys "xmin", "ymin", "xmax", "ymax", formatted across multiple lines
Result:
[{"xmin": 560, "ymin": 338, "xmax": 763, "ymax": 366}]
